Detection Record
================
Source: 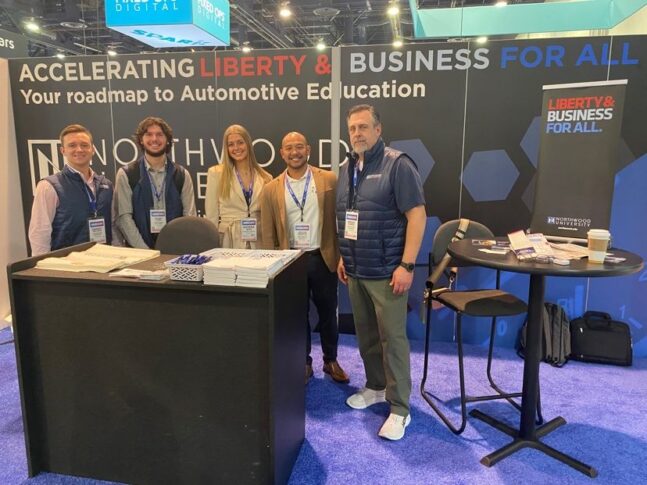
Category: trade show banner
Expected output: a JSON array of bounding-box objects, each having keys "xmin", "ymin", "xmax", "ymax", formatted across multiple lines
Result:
[
  {"xmin": 7, "ymin": 36, "xmax": 647, "ymax": 354},
  {"xmin": 530, "ymin": 80, "xmax": 627, "ymax": 240}
]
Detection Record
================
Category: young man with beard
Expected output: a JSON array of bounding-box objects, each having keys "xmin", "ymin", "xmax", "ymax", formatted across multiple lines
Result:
[
  {"xmin": 261, "ymin": 131, "xmax": 349, "ymax": 385},
  {"xmin": 114, "ymin": 116, "xmax": 196, "ymax": 248},
  {"xmin": 28, "ymin": 124, "xmax": 114, "ymax": 256}
]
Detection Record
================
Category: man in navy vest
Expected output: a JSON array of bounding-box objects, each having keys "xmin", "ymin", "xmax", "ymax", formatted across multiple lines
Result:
[
  {"xmin": 336, "ymin": 104, "xmax": 426, "ymax": 441},
  {"xmin": 114, "ymin": 117, "xmax": 196, "ymax": 248},
  {"xmin": 28, "ymin": 124, "xmax": 113, "ymax": 256}
]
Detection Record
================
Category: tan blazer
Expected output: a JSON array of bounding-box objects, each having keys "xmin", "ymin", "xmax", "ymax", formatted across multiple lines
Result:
[
  {"xmin": 260, "ymin": 166, "xmax": 340, "ymax": 272},
  {"xmin": 205, "ymin": 164, "xmax": 268, "ymax": 249}
]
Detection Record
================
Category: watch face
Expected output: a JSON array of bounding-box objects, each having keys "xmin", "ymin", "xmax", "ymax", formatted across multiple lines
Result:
[{"xmin": 401, "ymin": 262, "xmax": 414, "ymax": 271}]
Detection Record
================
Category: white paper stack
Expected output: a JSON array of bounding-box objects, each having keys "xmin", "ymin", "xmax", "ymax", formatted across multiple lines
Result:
[
  {"xmin": 200, "ymin": 249, "xmax": 300, "ymax": 288},
  {"xmin": 36, "ymin": 244, "xmax": 160, "ymax": 273},
  {"xmin": 202, "ymin": 257, "xmax": 240, "ymax": 286}
]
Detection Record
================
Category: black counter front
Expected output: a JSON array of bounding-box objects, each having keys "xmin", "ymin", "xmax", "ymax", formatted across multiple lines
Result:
[{"xmin": 8, "ymin": 244, "xmax": 307, "ymax": 485}]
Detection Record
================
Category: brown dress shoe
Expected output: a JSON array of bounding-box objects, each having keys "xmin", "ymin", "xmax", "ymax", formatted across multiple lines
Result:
[
  {"xmin": 305, "ymin": 364, "xmax": 313, "ymax": 384},
  {"xmin": 323, "ymin": 361, "xmax": 350, "ymax": 384}
]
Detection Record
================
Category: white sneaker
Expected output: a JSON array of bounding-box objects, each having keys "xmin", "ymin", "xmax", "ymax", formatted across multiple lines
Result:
[
  {"xmin": 378, "ymin": 413, "xmax": 411, "ymax": 441},
  {"xmin": 346, "ymin": 387, "xmax": 386, "ymax": 409}
]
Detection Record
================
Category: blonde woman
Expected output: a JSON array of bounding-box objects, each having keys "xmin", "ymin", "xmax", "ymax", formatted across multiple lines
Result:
[{"xmin": 206, "ymin": 125, "xmax": 272, "ymax": 248}]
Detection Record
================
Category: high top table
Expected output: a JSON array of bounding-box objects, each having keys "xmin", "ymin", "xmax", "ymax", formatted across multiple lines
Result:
[
  {"xmin": 8, "ymin": 243, "xmax": 308, "ymax": 485},
  {"xmin": 447, "ymin": 239, "xmax": 643, "ymax": 477}
]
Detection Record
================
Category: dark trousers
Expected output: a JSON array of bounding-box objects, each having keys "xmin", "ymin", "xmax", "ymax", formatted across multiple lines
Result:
[{"xmin": 305, "ymin": 250, "xmax": 339, "ymax": 365}]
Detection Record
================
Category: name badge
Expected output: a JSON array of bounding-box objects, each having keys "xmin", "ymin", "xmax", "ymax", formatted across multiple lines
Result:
[
  {"xmin": 345, "ymin": 211, "xmax": 359, "ymax": 240},
  {"xmin": 294, "ymin": 223, "xmax": 311, "ymax": 249},
  {"xmin": 241, "ymin": 218, "xmax": 257, "ymax": 241},
  {"xmin": 150, "ymin": 209, "xmax": 167, "ymax": 234},
  {"xmin": 88, "ymin": 217, "xmax": 107, "ymax": 243}
]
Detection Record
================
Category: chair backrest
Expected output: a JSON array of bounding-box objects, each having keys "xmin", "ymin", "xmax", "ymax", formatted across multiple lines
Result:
[
  {"xmin": 155, "ymin": 216, "xmax": 220, "ymax": 254},
  {"xmin": 431, "ymin": 219, "xmax": 494, "ymax": 266}
]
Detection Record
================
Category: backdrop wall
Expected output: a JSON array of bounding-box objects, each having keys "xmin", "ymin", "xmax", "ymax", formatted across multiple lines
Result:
[
  {"xmin": 0, "ymin": 59, "xmax": 27, "ymax": 328},
  {"xmin": 8, "ymin": 36, "xmax": 647, "ymax": 354}
]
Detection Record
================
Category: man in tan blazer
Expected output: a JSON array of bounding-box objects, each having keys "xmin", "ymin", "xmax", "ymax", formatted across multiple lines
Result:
[{"xmin": 261, "ymin": 131, "xmax": 349, "ymax": 385}]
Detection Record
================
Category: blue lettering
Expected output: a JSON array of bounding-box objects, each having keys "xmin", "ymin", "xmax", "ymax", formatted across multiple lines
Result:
[
  {"xmin": 520, "ymin": 46, "xmax": 543, "ymax": 68},
  {"xmin": 500, "ymin": 47, "xmax": 518, "ymax": 68},
  {"xmin": 621, "ymin": 42, "xmax": 639, "ymax": 65},
  {"xmin": 576, "ymin": 44, "xmax": 598, "ymax": 66},
  {"xmin": 545, "ymin": 45, "xmax": 565, "ymax": 67}
]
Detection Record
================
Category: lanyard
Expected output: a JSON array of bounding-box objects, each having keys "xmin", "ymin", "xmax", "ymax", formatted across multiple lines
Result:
[
  {"xmin": 146, "ymin": 161, "xmax": 167, "ymax": 203},
  {"xmin": 235, "ymin": 168, "xmax": 254, "ymax": 215},
  {"xmin": 285, "ymin": 169, "xmax": 312, "ymax": 222},
  {"xmin": 82, "ymin": 179, "xmax": 98, "ymax": 217},
  {"xmin": 349, "ymin": 160, "xmax": 361, "ymax": 210}
]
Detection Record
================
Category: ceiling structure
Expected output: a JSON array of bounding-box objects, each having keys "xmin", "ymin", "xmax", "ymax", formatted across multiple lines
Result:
[{"xmin": 0, "ymin": 1, "xmax": 566, "ymax": 57}]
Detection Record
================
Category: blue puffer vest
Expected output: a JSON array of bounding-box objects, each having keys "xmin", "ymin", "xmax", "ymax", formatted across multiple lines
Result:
[
  {"xmin": 336, "ymin": 138, "xmax": 409, "ymax": 279},
  {"xmin": 46, "ymin": 165, "xmax": 113, "ymax": 251},
  {"xmin": 124, "ymin": 157, "xmax": 184, "ymax": 248}
]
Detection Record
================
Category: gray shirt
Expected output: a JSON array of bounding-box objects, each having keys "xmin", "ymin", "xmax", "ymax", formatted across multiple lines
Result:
[{"xmin": 114, "ymin": 158, "xmax": 197, "ymax": 249}]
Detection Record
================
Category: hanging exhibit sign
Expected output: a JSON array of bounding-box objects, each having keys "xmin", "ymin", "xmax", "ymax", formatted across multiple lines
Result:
[
  {"xmin": 105, "ymin": 0, "xmax": 229, "ymax": 48},
  {"xmin": 530, "ymin": 79, "xmax": 627, "ymax": 240}
]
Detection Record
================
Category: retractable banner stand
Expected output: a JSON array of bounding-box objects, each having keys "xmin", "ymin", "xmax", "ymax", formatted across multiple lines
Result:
[{"xmin": 530, "ymin": 80, "xmax": 627, "ymax": 240}]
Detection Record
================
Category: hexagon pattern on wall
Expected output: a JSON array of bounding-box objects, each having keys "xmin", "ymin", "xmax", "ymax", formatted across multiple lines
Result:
[
  {"xmin": 463, "ymin": 149, "xmax": 519, "ymax": 201},
  {"xmin": 521, "ymin": 116, "xmax": 541, "ymax": 168},
  {"xmin": 390, "ymin": 139, "xmax": 435, "ymax": 183}
]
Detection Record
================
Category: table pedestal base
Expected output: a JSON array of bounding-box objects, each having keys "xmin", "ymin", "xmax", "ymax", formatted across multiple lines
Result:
[{"xmin": 470, "ymin": 410, "xmax": 598, "ymax": 478}]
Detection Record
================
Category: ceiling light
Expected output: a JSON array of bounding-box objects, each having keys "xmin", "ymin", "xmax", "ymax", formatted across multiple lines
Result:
[
  {"xmin": 279, "ymin": 2, "xmax": 292, "ymax": 19},
  {"xmin": 476, "ymin": 36, "xmax": 488, "ymax": 44},
  {"xmin": 393, "ymin": 38, "xmax": 403, "ymax": 48},
  {"xmin": 56, "ymin": 52, "xmax": 65, "ymax": 59},
  {"xmin": 316, "ymin": 40, "xmax": 326, "ymax": 51},
  {"xmin": 107, "ymin": 49, "xmax": 118, "ymax": 57},
  {"xmin": 24, "ymin": 20, "xmax": 40, "ymax": 32},
  {"xmin": 495, "ymin": 1, "xmax": 508, "ymax": 7},
  {"xmin": 387, "ymin": 4, "xmax": 400, "ymax": 17},
  {"xmin": 241, "ymin": 42, "xmax": 252, "ymax": 53}
]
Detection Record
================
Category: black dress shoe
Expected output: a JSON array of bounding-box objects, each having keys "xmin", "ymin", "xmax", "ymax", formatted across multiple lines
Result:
[{"xmin": 323, "ymin": 361, "xmax": 350, "ymax": 384}]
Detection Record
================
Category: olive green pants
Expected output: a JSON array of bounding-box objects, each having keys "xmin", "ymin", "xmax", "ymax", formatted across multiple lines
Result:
[{"xmin": 348, "ymin": 277, "xmax": 411, "ymax": 416}]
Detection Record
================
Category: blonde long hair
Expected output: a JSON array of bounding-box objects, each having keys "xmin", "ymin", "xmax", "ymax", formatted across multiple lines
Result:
[{"xmin": 219, "ymin": 124, "xmax": 272, "ymax": 199}]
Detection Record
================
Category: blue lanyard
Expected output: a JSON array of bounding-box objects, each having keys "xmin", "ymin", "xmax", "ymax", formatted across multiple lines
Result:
[
  {"xmin": 350, "ymin": 161, "xmax": 361, "ymax": 210},
  {"xmin": 146, "ymin": 162, "xmax": 167, "ymax": 203},
  {"xmin": 285, "ymin": 169, "xmax": 312, "ymax": 222},
  {"xmin": 81, "ymin": 178, "xmax": 98, "ymax": 217},
  {"xmin": 235, "ymin": 168, "xmax": 254, "ymax": 214}
]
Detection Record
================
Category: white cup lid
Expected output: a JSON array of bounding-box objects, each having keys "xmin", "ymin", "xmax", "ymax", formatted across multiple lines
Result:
[{"xmin": 588, "ymin": 229, "xmax": 610, "ymax": 238}]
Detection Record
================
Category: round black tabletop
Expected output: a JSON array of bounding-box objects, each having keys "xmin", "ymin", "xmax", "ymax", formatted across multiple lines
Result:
[{"xmin": 447, "ymin": 239, "xmax": 644, "ymax": 278}]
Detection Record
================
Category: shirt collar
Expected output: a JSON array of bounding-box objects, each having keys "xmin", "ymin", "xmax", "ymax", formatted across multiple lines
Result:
[
  {"xmin": 65, "ymin": 163, "xmax": 95, "ymax": 182},
  {"xmin": 286, "ymin": 166, "xmax": 310, "ymax": 182}
]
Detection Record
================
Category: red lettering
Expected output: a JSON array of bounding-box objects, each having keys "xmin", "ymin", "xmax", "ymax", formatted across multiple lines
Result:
[
  {"xmin": 257, "ymin": 56, "xmax": 272, "ymax": 76},
  {"xmin": 240, "ymin": 57, "xmax": 254, "ymax": 76},
  {"xmin": 223, "ymin": 57, "xmax": 238, "ymax": 76},
  {"xmin": 199, "ymin": 57, "xmax": 214, "ymax": 77},
  {"xmin": 290, "ymin": 55, "xmax": 306, "ymax": 75},
  {"xmin": 274, "ymin": 55, "xmax": 288, "ymax": 75}
]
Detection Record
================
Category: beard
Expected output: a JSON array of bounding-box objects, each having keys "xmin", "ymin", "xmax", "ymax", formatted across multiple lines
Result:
[
  {"xmin": 352, "ymin": 141, "xmax": 367, "ymax": 154},
  {"xmin": 144, "ymin": 146, "xmax": 167, "ymax": 158}
]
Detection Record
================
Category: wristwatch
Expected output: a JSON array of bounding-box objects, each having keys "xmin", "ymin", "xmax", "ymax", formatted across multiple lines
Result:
[{"xmin": 399, "ymin": 261, "xmax": 415, "ymax": 272}]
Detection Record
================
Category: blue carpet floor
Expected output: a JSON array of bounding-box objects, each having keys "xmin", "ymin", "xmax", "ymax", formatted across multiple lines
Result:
[{"xmin": 1, "ymin": 327, "xmax": 646, "ymax": 485}]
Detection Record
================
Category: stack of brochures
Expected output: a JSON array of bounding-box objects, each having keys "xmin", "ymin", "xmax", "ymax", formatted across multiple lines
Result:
[
  {"xmin": 201, "ymin": 249, "xmax": 300, "ymax": 288},
  {"xmin": 36, "ymin": 244, "xmax": 160, "ymax": 273}
]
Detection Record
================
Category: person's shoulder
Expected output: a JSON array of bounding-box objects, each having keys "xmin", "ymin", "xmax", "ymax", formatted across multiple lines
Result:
[
  {"xmin": 95, "ymin": 174, "xmax": 114, "ymax": 187},
  {"xmin": 312, "ymin": 166, "xmax": 337, "ymax": 183},
  {"xmin": 208, "ymin": 164, "xmax": 224, "ymax": 175}
]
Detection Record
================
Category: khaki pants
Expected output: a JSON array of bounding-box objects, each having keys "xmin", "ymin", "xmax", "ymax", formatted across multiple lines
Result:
[{"xmin": 348, "ymin": 277, "xmax": 411, "ymax": 416}]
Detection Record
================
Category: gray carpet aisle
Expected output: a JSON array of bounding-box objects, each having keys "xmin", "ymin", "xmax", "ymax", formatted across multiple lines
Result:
[{"xmin": 1, "ymin": 327, "xmax": 646, "ymax": 485}]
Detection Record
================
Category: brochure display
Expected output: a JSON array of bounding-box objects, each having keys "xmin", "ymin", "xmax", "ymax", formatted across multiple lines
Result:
[{"xmin": 8, "ymin": 243, "xmax": 307, "ymax": 485}]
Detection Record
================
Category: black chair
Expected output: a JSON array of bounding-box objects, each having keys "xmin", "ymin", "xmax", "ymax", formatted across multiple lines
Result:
[
  {"xmin": 155, "ymin": 216, "xmax": 220, "ymax": 254},
  {"xmin": 420, "ymin": 219, "xmax": 543, "ymax": 434}
]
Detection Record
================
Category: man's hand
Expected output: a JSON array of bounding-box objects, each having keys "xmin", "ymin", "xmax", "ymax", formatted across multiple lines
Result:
[
  {"xmin": 390, "ymin": 265, "xmax": 413, "ymax": 295},
  {"xmin": 337, "ymin": 257, "xmax": 348, "ymax": 285}
]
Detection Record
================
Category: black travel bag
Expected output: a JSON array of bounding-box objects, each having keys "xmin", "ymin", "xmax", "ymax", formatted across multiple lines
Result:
[{"xmin": 569, "ymin": 311, "xmax": 632, "ymax": 366}]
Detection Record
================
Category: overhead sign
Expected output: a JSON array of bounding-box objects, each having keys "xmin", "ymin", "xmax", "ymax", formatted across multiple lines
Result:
[
  {"xmin": 105, "ymin": 0, "xmax": 229, "ymax": 48},
  {"xmin": 0, "ymin": 28, "xmax": 29, "ymax": 58}
]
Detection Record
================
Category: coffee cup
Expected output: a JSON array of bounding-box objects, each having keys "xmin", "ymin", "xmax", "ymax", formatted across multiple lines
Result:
[{"xmin": 587, "ymin": 229, "xmax": 610, "ymax": 263}]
